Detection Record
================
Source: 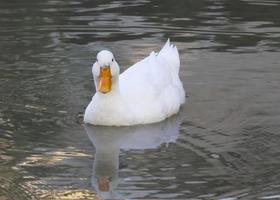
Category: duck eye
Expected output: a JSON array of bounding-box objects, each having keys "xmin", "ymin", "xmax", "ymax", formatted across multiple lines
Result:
[{"xmin": 112, "ymin": 58, "xmax": 114, "ymax": 62}]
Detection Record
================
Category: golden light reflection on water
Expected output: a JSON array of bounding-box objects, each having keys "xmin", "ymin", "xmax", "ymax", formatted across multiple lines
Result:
[
  {"xmin": 42, "ymin": 190, "xmax": 100, "ymax": 200},
  {"xmin": 11, "ymin": 150, "xmax": 96, "ymax": 199},
  {"xmin": 17, "ymin": 150, "xmax": 91, "ymax": 166}
]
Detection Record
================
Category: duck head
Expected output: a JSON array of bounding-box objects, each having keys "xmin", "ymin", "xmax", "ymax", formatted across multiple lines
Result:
[{"xmin": 92, "ymin": 50, "xmax": 120, "ymax": 94}]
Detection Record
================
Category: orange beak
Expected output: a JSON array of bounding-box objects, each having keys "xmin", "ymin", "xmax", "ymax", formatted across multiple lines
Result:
[{"xmin": 98, "ymin": 67, "xmax": 112, "ymax": 93}]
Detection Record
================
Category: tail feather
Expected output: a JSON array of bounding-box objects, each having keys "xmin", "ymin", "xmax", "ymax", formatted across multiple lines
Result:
[
  {"xmin": 157, "ymin": 39, "xmax": 180, "ymax": 73},
  {"xmin": 157, "ymin": 39, "xmax": 185, "ymax": 105}
]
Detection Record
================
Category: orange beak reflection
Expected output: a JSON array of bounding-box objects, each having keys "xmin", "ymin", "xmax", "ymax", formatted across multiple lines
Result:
[
  {"xmin": 98, "ymin": 176, "xmax": 110, "ymax": 192},
  {"xmin": 98, "ymin": 67, "xmax": 112, "ymax": 94}
]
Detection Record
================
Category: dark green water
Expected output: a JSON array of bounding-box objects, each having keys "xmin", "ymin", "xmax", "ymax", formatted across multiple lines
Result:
[{"xmin": 1, "ymin": 0, "xmax": 280, "ymax": 199}]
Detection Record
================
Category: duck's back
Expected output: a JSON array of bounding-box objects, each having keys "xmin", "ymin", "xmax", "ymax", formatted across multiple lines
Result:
[{"xmin": 120, "ymin": 40, "xmax": 185, "ymax": 124}]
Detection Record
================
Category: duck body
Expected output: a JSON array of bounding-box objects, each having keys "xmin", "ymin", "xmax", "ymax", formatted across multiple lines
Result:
[{"xmin": 84, "ymin": 39, "xmax": 185, "ymax": 126}]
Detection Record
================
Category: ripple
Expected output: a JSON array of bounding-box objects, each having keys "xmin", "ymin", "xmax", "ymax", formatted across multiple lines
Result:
[{"xmin": 0, "ymin": 177, "xmax": 39, "ymax": 200}]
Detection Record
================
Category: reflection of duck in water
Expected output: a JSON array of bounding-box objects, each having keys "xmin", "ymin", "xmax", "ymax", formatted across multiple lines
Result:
[{"xmin": 84, "ymin": 112, "xmax": 183, "ymax": 199}]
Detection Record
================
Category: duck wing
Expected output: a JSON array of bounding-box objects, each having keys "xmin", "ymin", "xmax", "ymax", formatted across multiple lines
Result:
[{"xmin": 120, "ymin": 39, "xmax": 184, "ymax": 104}]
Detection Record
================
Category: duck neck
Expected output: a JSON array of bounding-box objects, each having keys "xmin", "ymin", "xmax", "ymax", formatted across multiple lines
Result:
[
  {"xmin": 110, "ymin": 76, "xmax": 120, "ymax": 95},
  {"xmin": 93, "ymin": 75, "xmax": 134, "ymax": 125}
]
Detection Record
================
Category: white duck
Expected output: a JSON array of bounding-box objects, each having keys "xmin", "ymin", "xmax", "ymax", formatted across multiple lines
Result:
[{"xmin": 84, "ymin": 39, "xmax": 185, "ymax": 126}]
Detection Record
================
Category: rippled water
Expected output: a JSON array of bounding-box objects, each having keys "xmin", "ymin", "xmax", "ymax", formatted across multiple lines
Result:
[{"xmin": 1, "ymin": 0, "xmax": 280, "ymax": 199}]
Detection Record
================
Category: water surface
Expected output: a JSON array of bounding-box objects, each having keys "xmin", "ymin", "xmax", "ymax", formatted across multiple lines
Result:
[{"xmin": 0, "ymin": 0, "xmax": 280, "ymax": 199}]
